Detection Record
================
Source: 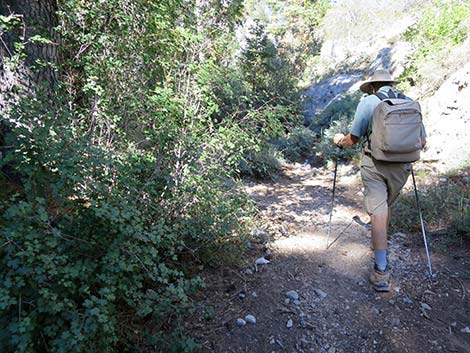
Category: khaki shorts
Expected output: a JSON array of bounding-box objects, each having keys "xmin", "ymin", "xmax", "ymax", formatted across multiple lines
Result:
[{"xmin": 360, "ymin": 154, "xmax": 411, "ymax": 216}]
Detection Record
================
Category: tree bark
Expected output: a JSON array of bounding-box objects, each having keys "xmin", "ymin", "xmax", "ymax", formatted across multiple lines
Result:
[
  {"xmin": 0, "ymin": 0, "xmax": 59, "ymax": 179},
  {"xmin": 0, "ymin": 0, "xmax": 59, "ymax": 111}
]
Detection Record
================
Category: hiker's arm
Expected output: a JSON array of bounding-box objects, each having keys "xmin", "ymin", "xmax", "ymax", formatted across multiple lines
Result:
[
  {"xmin": 333, "ymin": 133, "xmax": 360, "ymax": 148},
  {"xmin": 333, "ymin": 97, "xmax": 372, "ymax": 148}
]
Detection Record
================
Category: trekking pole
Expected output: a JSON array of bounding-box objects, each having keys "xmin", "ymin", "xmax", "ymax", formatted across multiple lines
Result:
[
  {"xmin": 326, "ymin": 148, "xmax": 340, "ymax": 249},
  {"xmin": 327, "ymin": 218, "xmax": 354, "ymax": 249},
  {"xmin": 410, "ymin": 165, "xmax": 434, "ymax": 280}
]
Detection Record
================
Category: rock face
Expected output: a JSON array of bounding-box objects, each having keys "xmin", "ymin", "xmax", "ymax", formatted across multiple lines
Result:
[
  {"xmin": 368, "ymin": 41, "xmax": 413, "ymax": 78},
  {"xmin": 303, "ymin": 40, "xmax": 414, "ymax": 125},
  {"xmin": 303, "ymin": 72, "xmax": 363, "ymax": 124},
  {"xmin": 421, "ymin": 62, "xmax": 470, "ymax": 170}
]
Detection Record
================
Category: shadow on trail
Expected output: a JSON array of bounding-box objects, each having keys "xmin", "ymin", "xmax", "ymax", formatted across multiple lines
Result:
[
  {"xmin": 188, "ymin": 162, "xmax": 470, "ymax": 353},
  {"xmin": 190, "ymin": 229, "xmax": 470, "ymax": 353}
]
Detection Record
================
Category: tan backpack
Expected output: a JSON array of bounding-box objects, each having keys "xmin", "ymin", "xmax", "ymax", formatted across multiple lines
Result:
[{"xmin": 366, "ymin": 91, "xmax": 424, "ymax": 162}]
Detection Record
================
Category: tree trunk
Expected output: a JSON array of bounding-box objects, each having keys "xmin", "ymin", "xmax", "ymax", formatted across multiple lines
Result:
[
  {"xmin": 0, "ymin": 0, "xmax": 59, "ymax": 179},
  {"xmin": 0, "ymin": 0, "xmax": 59, "ymax": 111}
]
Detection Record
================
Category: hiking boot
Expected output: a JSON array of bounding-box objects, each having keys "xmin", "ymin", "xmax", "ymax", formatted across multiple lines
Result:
[{"xmin": 369, "ymin": 266, "xmax": 391, "ymax": 292}]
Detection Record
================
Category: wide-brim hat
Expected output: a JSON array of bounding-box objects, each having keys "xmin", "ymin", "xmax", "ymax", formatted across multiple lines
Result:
[{"xmin": 359, "ymin": 69, "xmax": 399, "ymax": 93}]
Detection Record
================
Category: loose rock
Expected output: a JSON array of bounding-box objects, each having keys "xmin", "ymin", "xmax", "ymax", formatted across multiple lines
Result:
[
  {"xmin": 421, "ymin": 302, "xmax": 432, "ymax": 311},
  {"xmin": 286, "ymin": 319, "xmax": 293, "ymax": 328},
  {"xmin": 311, "ymin": 167, "xmax": 321, "ymax": 175},
  {"xmin": 286, "ymin": 290, "xmax": 299, "ymax": 300},
  {"xmin": 314, "ymin": 289, "xmax": 328, "ymax": 299},
  {"xmin": 255, "ymin": 257, "xmax": 270, "ymax": 265},
  {"xmin": 402, "ymin": 297, "xmax": 413, "ymax": 304},
  {"xmin": 393, "ymin": 232, "xmax": 407, "ymax": 238},
  {"xmin": 245, "ymin": 315, "xmax": 256, "ymax": 324},
  {"xmin": 461, "ymin": 326, "xmax": 470, "ymax": 333},
  {"xmin": 251, "ymin": 227, "xmax": 268, "ymax": 237},
  {"xmin": 236, "ymin": 318, "xmax": 246, "ymax": 326}
]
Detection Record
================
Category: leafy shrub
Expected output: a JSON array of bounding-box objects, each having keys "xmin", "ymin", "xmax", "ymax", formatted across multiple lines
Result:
[
  {"xmin": 405, "ymin": 0, "xmax": 470, "ymax": 56},
  {"xmin": 0, "ymin": 84, "xmax": 262, "ymax": 352},
  {"xmin": 237, "ymin": 104, "xmax": 300, "ymax": 179},
  {"xmin": 277, "ymin": 127, "xmax": 316, "ymax": 163},
  {"xmin": 0, "ymin": 0, "xmax": 323, "ymax": 351},
  {"xmin": 239, "ymin": 146, "xmax": 284, "ymax": 180},
  {"xmin": 0, "ymin": 95, "xmax": 214, "ymax": 352},
  {"xmin": 401, "ymin": 0, "xmax": 470, "ymax": 89}
]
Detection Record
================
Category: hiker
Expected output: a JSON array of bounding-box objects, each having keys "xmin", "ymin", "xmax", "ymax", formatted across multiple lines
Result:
[{"xmin": 332, "ymin": 69, "xmax": 426, "ymax": 292}]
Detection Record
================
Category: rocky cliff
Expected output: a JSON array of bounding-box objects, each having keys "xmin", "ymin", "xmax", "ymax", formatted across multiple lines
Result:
[{"xmin": 421, "ymin": 62, "xmax": 470, "ymax": 171}]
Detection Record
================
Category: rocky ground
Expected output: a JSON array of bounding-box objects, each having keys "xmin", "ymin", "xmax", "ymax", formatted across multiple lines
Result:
[{"xmin": 187, "ymin": 162, "xmax": 470, "ymax": 353}]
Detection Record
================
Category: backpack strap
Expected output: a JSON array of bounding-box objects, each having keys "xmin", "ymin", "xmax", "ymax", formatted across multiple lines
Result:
[
  {"xmin": 375, "ymin": 89, "xmax": 407, "ymax": 100},
  {"xmin": 374, "ymin": 92, "xmax": 388, "ymax": 101},
  {"xmin": 368, "ymin": 90, "xmax": 400, "ymax": 152},
  {"xmin": 368, "ymin": 92, "xmax": 390, "ymax": 150}
]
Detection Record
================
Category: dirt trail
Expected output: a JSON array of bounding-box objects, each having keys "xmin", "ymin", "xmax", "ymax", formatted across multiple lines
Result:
[{"xmin": 188, "ymin": 163, "xmax": 470, "ymax": 353}]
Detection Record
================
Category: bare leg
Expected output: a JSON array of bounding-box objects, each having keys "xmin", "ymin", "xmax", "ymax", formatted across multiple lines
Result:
[
  {"xmin": 371, "ymin": 212, "xmax": 388, "ymax": 251},
  {"xmin": 370, "ymin": 208, "xmax": 392, "ymax": 290}
]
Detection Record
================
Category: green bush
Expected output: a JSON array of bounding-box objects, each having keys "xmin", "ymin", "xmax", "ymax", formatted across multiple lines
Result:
[
  {"xmin": 277, "ymin": 126, "xmax": 316, "ymax": 163},
  {"xmin": 239, "ymin": 146, "xmax": 284, "ymax": 180},
  {"xmin": 0, "ymin": 0, "xmax": 325, "ymax": 351},
  {"xmin": 1, "ymin": 99, "xmax": 190, "ymax": 352},
  {"xmin": 237, "ymin": 104, "xmax": 300, "ymax": 180},
  {"xmin": 401, "ymin": 0, "xmax": 470, "ymax": 87},
  {"xmin": 405, "ymin": 0, "xmax": 470, "ymax": 54},
  {"xmin": 0, "ymin": 87, "xmax": 260, "ymax": 352},
  {"xmin": 309, "ymin": 92, "xmax": 362, "ymax": 133}
]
